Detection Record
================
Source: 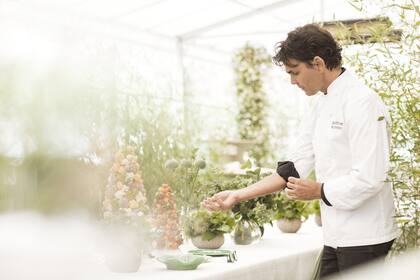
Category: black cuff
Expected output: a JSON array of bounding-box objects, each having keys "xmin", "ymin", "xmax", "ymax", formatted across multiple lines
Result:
[
  {"xmin": 321, "ymin": 183, "xmax": 332, "ymax": 206},
  {"xmin": 276, "ymin": 161, "xmax": 300, "ymax": 183}
]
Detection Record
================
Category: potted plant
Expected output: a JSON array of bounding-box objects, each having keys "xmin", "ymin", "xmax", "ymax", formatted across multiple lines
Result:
[
  {"xmin": 207, "ymin": 162, "xmax": 276, "ymax": 244},
  {"xmin": 183, "ymin": 208, "xmax": 235, "ymax": 249},
  {"xmin": 101, "ymin": 146, "xmax": 151, "ymax": 272},
  {"xmin": 311, "ymin": 200, "xmax": 322, "ymax": 227},
  {"xmin": 231, "ymin": 190, "xmax": 276, "ymax": 244},
  {"xmin": 273, "ymin": 193, "xmax": 309, "ymax": 233}
]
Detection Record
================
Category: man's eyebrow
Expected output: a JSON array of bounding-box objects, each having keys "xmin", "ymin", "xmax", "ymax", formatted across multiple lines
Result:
[
  {"xmin": 285, "ymin": 61, "xmax": 299, "ymax": 67},
  {"xmin": 285, "ymin": 63, "xmax": 299, "ymax": 73}
]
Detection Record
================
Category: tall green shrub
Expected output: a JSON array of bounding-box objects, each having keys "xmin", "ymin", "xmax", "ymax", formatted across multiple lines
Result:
[
  {"xmin": 233, "ymin": 44, "xmax": 271, "ymax": 166},
  {"xmin": 345, "ymin": 0, "xmax": 419, "ymax": 254},
  {"xmin": 113, "ymin": 94, "xmax": 198, "ymax": 205}
]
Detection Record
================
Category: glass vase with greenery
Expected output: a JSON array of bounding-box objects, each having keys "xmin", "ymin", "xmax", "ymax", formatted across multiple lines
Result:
[{"xmin": 206, "ymin": 161, "xmax": 277, "ymax": 243}]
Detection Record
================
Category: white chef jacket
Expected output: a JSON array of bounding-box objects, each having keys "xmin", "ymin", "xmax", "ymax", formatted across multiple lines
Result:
[{"xmin": 290, "ymin": 69, "xmax": 398, "ymax": 248}]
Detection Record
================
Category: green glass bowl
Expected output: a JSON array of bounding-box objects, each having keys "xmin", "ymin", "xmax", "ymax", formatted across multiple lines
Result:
[{"xmin": 156, "ymin": 254, "xmax": 207, "ymax": 270}]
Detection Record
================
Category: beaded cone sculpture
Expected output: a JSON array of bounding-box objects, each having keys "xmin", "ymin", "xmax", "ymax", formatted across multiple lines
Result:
[
  {"xmin": 152, "ymin": 184, "xmax": 183, "ymax": 249},
  {"xmin": 102, "ymin": 146, "xmax": 150, "ymax": 228}
]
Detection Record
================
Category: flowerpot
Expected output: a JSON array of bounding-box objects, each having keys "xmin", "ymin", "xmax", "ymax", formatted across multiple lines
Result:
[
  {"xmin": 191, "ymin": 234, "xmax": 224, "ymax": 249},
  {"xmin": 276, "ymin": 218, "xmax": 302, "ymax": 233},
  {"xmin": 315, "ymin": 214, "xmax": 322, "ymax": 227},
  {"xmin": 105, "ymin": 246, "xmax": 142, "ymax": 273},
  {"xmin": 232, "ymin": 219, "xmax": 261, "ymax": 245},
  {"xmin": 102, "ymin": 225, "xmax": 143, "ymax": 273}
]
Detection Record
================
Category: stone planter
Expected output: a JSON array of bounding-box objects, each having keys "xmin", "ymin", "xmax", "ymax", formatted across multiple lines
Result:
[
  {"xmin": 276, "ymin": 218, "xmax": 302, "ymax": 233},
  {"xmin": 232, "ymin": 219, "xmax": 261, "ymax": 245},
  {"xmin": 191, "ymin": 234, "xmax": 225, "ymax": 249},
  {"xmin": 315, "ymin": 214, "xmax": 322, "ymax": 227}
]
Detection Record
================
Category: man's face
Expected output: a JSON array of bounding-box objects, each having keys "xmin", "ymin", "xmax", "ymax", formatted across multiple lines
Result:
[{"xmin": 284, "ymin": 58, "xmax": 323, "ymax": 96}]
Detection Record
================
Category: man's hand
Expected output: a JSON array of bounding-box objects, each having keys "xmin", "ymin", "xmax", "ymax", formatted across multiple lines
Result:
[
  {"xmin": 201, "ymin": 190, "xmax": 239, "ymax": 211},
  {"xmin": 285, "ymin": 177, "xmax": 321, "ymax": 200}
]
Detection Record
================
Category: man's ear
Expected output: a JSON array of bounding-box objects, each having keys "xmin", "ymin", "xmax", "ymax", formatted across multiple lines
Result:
[{"xmin": 312, "ymin": 56, "xmax": 326, "ymax": 71}]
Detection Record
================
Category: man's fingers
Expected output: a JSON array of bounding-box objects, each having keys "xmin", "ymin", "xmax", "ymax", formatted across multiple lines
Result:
[
  {"xmin": 216, "ymin": 198, "xmax": 228, "ymax": 210},
  {"xmin": 288, "ymin": 177, "xmax": 300, "ymax": 184},
  {"xmin": 286, "ymin": 182, "xmax": 297, "ymax": 189},
  {"xmin": 201, "ymin": 200, "xmax": 212, "ymax": 209},
  {"xmin": 202, "ymin": 199, "xmax": 220, "ymax": 211},
  {"xmin": 204, "ymin": 201, "xmax": 220, "ymax": 211},
  {"xmin": 285, "ymin": 188, "xmax": 297, "ymax": 200}
]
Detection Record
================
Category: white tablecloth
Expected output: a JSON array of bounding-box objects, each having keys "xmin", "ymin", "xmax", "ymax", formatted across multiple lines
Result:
[
  {"xmin": 141, "ymin": 222, "xmax": 323, "ymax": 280},
  {"xmin": 0, "ymin": 213, "xmax": 323, "ymax": 280}
]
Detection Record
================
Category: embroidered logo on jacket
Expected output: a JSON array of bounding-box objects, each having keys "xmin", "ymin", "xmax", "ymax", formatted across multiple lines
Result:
[{"xmin": 331, "ymin": 121, "xmax": 344, "ymax": 129}]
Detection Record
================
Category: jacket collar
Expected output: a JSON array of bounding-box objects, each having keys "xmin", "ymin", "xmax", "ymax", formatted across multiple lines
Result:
[{"xmin": 325, "ymin": 67, "xmax": 348, "ymax": 96}]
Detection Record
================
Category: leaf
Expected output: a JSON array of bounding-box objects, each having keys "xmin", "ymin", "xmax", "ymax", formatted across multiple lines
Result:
[
  {"xmin": 240, "ymin": 159, "xmax": 252, "ymax": 169},
  {"xmin": 202, "ymin": 231, "xmax": 216, "ymax": 241},
  {"xmin": 217, "ymin": 225, "xmax": 231, "ymax": 233},
  {"xmin": 377, "ymin": 116, "xmax": 385, "ymax": 121}
]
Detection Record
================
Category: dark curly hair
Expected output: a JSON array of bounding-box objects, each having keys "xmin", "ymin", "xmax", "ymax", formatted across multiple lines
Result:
[{"xmin": 272, "ymin": 24, "xmax": 342, "ymax": 70}]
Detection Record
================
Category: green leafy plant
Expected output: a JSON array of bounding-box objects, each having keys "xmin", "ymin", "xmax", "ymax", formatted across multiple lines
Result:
[
  {"xmin": 273, "ymin": 193, "xmax": 310, "ymax": 221},
  {"xmin": 207, "ymin": 162, "xmax": 277, "ymax": 231},
  {"xmin": 163, "ymin": 149, "xmax": 207, "ymax": 213},
  {"xmin": 345, "ymin": 0, "xmax": 419, "ymax": 254},
  {"xmin": 182, "ymin": 208, "xmax": 235, "ymax": 241},
  {"xmin": 114, "ymin": 94, "xmax": 199, "ymax": 206},
  {"xmin": 310, "ymin": 200, "xmax": 321, "ymax": 216},
  {"xmin": 233, "ymin": 43, "xmax": 272, "ymax": 165}
]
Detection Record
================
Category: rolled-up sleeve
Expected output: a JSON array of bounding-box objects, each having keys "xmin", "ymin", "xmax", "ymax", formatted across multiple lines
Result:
[{"xmin": 323, "ymin": 94, "xmax": 391, "ymax": 210}]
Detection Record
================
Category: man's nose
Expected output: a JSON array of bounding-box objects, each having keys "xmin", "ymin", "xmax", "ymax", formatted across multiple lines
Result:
[{"xmin": 290, "ymin": 76, "xmax": 297, "ymax": 85}]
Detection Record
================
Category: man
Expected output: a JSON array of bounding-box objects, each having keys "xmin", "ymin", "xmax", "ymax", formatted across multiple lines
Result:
[{"xmin": 202, "ymin": 24, "xmax": 397, "ymax": 278}]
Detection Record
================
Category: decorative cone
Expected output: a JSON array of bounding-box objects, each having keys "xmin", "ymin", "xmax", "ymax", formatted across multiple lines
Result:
[
  {"xmin": 152, "ymin": 184, "xmax": 183, "ymax": 249},
  {"xmin": 102, "ymin": 146, "xmax": 150, "ymax": 228}
]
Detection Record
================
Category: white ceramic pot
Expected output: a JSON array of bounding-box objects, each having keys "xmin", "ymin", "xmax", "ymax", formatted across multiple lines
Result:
[
  {"xmin": 105, "ymin": 245, "xmax": 142, "ymax": 273},
  {"xmin": 276, "ymin": 218, "xmax": 302, "ymax": 233},
  {"xmin": 191, "ymin": 234, "xmax": 224, "ymax": 249},
  {"xmin": 103, "ymin": 225, "xmax": 143, "ymax": 273},
  {"xmin": 315, "ymin": 214, "xmax": 322, "ymax": 227}
]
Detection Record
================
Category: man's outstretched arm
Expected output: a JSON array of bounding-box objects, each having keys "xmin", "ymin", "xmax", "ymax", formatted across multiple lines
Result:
[{"xmin": 202, "ymin": 173, "xmax": 286, "ymax": 211}]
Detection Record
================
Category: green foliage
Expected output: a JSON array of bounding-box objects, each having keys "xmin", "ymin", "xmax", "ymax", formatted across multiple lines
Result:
[
  {"xmin": 114, "ymin": 95, "xmax": 198, "ymax": 206},
  {"xmin": 273, "ymin": 193, "xmax": 310, "ymax": 221},
  {"xmin": 0, "ymin": 39, "xmax": 200, "ymax": 215},
  {"xmin": 233, "ymin": 43, "xmax": 272, "ymax": 165},
  {"xmin": 207, "ymin": 165, "xmax": 277, "ymax": 228},
  {"xmin": 182, "ymin": 208, "xmax": 235, "ymax": 241},
  {"xmin": 346, "ymin": 0, "xmax": 419, "ymax": 254},
  {"xmin": 310, "ymin": 200, "xmax": 321, "ymax": 216},
  {"xmin": 163, "ymin": 150, "xmax": 208, "ymax": 213}
]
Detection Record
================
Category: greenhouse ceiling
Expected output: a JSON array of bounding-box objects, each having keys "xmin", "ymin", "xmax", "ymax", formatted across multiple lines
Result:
[{"xmin": 1, "ymin": 0, "xmax": 379, "ymax": 54}]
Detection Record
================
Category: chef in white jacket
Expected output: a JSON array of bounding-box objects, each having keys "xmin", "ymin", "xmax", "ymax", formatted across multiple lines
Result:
[{"xmin": 202, "ymin": 24, "xmax": 397, "ymax": 278}]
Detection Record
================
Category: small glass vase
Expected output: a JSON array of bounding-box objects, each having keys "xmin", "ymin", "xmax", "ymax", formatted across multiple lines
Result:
[{"xmin": 231, "ymin": 219, "xmax": 261, "ymax": 245}]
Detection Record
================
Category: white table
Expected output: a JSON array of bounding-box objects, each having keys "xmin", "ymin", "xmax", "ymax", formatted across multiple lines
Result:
[
  {"xmin": 140, "ymin": 221, "xmax": 322, "ymax": 280},
  {"xmin": 0, "ymin": 213, "xmax": 323, "ymax": 280}
]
